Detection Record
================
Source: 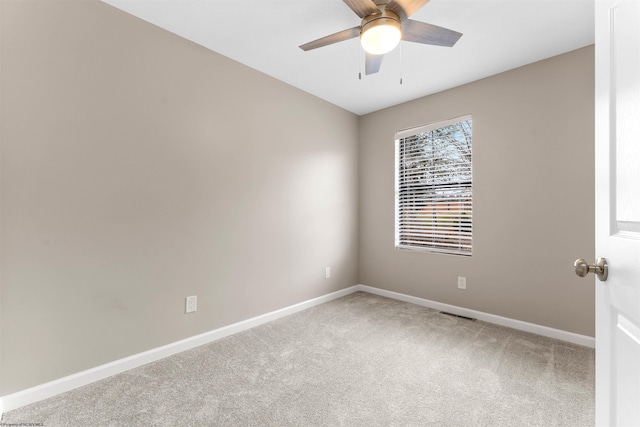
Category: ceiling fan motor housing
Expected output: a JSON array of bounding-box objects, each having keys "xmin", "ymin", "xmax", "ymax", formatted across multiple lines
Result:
[{"xmin": 361, "ymin": 9, "xmax": 401, "ymax": 35}]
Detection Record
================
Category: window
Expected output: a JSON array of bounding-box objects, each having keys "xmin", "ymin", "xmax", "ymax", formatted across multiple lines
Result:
[{"xmin": 395, "ymin": 115, "xmax": 472, "ymax": 256}]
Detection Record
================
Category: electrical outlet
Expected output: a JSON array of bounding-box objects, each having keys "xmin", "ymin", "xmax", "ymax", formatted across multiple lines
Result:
[
  {"xmin": 457, "ymin": 276, "xmax": 467, "ymax": 290},
  {"xmin": 185, "ymin": 296, "xmax": 197, "ymax": 313},
  {"xmin": 325, "ymin": 267, "xmax": 331, "ymax": 279}
]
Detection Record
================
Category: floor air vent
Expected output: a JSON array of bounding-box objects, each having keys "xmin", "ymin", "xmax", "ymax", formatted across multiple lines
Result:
[{"xmin": 439, "ymin": 311, "xmax": 477, "ymax": 321}]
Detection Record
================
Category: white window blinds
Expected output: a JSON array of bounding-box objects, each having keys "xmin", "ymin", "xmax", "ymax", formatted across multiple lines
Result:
[{"xmin": 395, "ymin": 115, "xmax": 473, "ymax": 256}]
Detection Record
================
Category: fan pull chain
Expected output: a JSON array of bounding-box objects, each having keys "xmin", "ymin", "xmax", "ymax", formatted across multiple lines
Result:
[
  {"xmin": 358, "ymin": 44, "xmax": 363, "ymax": 80},
  {"xmin": 399, "ymin": 43, "xmax": 403, "ymax": 85}
]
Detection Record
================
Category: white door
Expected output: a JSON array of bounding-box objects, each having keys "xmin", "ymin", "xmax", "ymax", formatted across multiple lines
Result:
[{"xmin": 594, "ymin": 0, "xmax": 640, "ymax": 425}]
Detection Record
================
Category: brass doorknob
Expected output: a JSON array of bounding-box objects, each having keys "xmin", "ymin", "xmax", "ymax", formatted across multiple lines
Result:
[{"xmin": 574, "ymin": 258, "xmax": 608, "ymax": 282}]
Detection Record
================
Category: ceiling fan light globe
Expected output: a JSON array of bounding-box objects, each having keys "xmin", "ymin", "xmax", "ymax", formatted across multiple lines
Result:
[{"xmin": 361, "ymin": 19, "xmax": 401, "ymax": 55}]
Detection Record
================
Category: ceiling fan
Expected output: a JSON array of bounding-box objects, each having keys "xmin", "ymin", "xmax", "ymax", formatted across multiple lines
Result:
[{"xmin": 299, "ymin": 0, "xmax": 462, "ymax": 75}]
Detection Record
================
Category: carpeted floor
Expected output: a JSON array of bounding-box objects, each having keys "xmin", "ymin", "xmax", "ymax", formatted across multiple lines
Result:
[{"xmin": 2, "ymin": 292, "xmax": 595, "ymax": 426}]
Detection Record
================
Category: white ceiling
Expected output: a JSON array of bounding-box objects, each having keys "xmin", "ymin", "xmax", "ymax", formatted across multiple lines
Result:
[{"xmin": 101, "ymin": 0, "xmax": 595, "ymax": 116}]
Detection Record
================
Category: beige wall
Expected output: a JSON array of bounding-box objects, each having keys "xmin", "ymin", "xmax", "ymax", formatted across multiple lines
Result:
[
  {"xmin": 0, "ymin": 0, "xmax": 359, "ymax": 395},
  {"xmin": 0, "ymin": 0, "xmax": 595, "ymax": 399},
  {"xmin": 359, "ymin": 46, "xmax": 595, "ymax": 337}
]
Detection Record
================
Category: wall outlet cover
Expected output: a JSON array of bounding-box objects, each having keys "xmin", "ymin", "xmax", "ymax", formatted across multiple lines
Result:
[{"xmin": 185, "ymin": 296, "xmax": 197, "ymax": 313}]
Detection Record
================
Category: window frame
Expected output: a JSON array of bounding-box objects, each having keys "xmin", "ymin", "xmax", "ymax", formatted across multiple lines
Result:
[{"xmin": 394, "ymin": 115, "xmax": 473, "ymax": 256}]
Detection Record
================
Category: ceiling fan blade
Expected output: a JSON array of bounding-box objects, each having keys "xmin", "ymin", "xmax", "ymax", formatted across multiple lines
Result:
[
  {"xmin": 365, "ymin": 53, "xmax": 384, "ymax": 75},
  {"xmin": 299, "ymin": 26, "xmax": 361, "ymax": 51},
  {"xmin": 343, "ymin": 0, "xmax": 380, "ymax": 19},
  {"xmin": 401, "ymin": 19, "xmax": 462, "ymax": 47},
  {"xmin": 387, "ymin": 0, "xmax": 431, "ymax": 21}
]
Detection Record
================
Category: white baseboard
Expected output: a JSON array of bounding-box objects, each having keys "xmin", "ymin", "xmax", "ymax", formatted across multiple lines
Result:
[
  {"xmin": 0, "ymin": 285, "xmax": 359, "ymax": 413},
  {"xmin": 1, "ymin": 284, "xmax": 594, "ymax": 414},
  {"xmin": 355, "ymin": 284, "xmax": 596, "ymax": 348}
]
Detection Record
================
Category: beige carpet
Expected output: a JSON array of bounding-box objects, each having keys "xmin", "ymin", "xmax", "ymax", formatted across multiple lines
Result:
[{"xmin": 2, "ymin": 292, "xmax": 595, "ymax": 426}]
